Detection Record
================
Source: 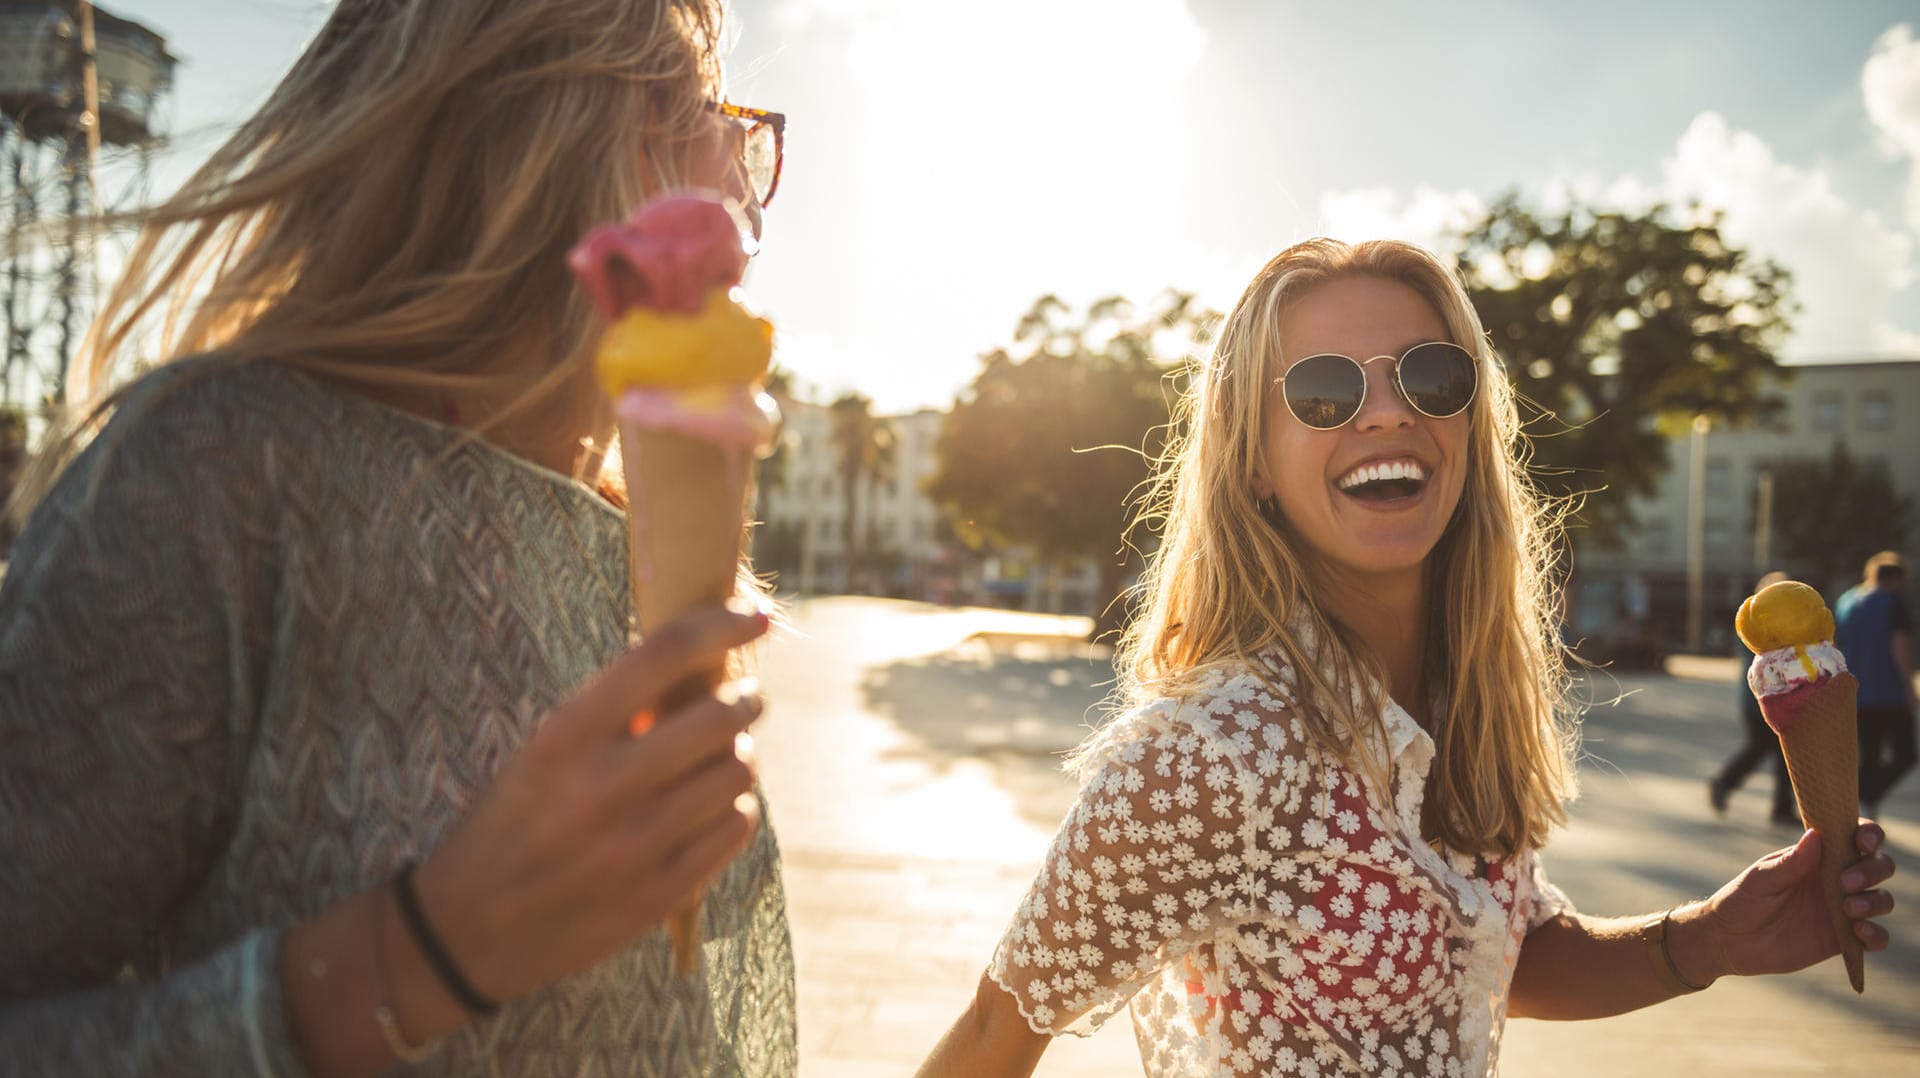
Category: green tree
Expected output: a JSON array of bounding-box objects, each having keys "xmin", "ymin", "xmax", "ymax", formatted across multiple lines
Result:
[
  {"xmin": 1457, "ymin": 194, "xmax": 1796, "ymax": 547},
  {"xmin": 828, "ymin": 392, "xmax": 894, "ymax": 593},
  {"xmin": 1767, "ymin": 442, "xmax": 1913, "ymax": 594},
  {"xmin": 929, "ymin": 290, "xmax": 1218, "ymax": 638}
]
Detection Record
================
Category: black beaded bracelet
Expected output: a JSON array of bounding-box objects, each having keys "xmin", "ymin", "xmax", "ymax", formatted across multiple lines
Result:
[{"xmin": 393, "ymin": 861, "xmax": 499, "ymax": 1016}]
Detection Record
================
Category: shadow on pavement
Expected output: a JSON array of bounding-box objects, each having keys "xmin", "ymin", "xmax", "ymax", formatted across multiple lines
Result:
[
  {"xmin": 856, "ymin": 643, "xmax": 1920, "ymax": 1027},
  {"xmin": 858, "ymin": 636, "xmax": 1120, "ymax": 832}
]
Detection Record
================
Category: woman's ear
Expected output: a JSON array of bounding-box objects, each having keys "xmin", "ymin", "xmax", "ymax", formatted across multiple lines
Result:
[{"xmin": 1251, "ymin": 472, "xmax": 1274, "ymax": 501}]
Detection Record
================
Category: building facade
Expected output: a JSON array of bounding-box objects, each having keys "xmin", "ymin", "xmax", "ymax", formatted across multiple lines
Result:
[
  {"xmin": 753, "ymin": 400, "xmax": 1099, "ymax": 612},
  {"xmin": 1572, "ymin": 360, "xmax": 1920, "ymax": 656}
]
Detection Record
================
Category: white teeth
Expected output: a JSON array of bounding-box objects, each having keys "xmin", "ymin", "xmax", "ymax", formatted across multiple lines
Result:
[{"xmin": 1338, "ymin": 459, "xmax": 1428, "ymax": 490}]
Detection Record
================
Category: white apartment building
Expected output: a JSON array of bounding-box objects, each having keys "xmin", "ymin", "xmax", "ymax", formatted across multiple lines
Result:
[
  {"xmin": 1572, "ymin": 359, "xmax": 1920, "ymax": 654},
  {"xmin": 754, "ymin": 399, "xmax": 1099, "ymax": 611}
]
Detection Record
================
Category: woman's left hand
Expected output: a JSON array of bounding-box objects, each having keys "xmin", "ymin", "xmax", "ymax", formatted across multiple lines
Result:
[{"xmin": 1695, "ymin": 819, "xmax": 1896, "ymax": 978}]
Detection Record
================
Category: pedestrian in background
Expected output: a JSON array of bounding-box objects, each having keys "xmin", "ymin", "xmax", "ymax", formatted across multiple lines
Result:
[
  {"xmin": 1837, "ymin": 551, "xmax": 1917, "ymax": 816},
  {"xmin": 0, "ymin": 1, "xmax": 795, "ymax": 1075},
  {"xmin": 1711, "ymin": 570, "xmax": 1800, "ymax": 827},
  {"xmin": 918, "ymin": 238, "xmax": 1896, "ymax": 1078}
]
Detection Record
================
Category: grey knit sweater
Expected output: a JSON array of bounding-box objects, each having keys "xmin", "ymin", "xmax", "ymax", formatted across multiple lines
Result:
[{"xmin": 0, "ymin": 362, "xmax": 796, "ymax": 1076}]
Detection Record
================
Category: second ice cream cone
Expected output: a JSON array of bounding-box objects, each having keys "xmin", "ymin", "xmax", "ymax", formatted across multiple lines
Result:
[{"xmin": 1764, "ymin": 672, "xmax": 1866, "ymax": 994}]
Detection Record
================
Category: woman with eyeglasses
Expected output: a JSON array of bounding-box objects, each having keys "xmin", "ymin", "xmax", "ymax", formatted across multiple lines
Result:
[
  {"xmin": 919, "ymin": 239, "xmax": 1895, "ymax": 1078},
  {"xmin": 0, "ymin": 1, "xmax": 795, "ymax": 1075}
]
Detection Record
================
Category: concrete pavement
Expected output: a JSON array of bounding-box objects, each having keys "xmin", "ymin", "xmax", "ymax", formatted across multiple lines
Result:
[{"xmin": 753, "ymin": 597, "xmax": 1920, "ymax": 1076}]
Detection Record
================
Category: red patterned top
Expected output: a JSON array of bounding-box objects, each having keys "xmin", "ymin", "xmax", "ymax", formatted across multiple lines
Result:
[{"xmin": 989, "ymin": 657, "xmax": 1571, "ymax": 1077}]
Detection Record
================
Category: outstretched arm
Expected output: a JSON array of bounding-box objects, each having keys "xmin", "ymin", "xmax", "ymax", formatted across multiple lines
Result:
[
  {"xmin": 1511, "ymin": 822, "xmax": 1895, "ymax": 1019},
  {"xmin": 915, "ymin": 972, "xmax": 1051, "ymax": 1078}
]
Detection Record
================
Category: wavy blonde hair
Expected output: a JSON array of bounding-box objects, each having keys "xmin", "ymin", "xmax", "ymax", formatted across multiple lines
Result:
[
  {"xmin": 15, "ymin": 0, "xmax": 729, "ymax": 520},
  {"xmin": 1114, "ymin": 238, "xmax": 1577, "ymax": 857}
]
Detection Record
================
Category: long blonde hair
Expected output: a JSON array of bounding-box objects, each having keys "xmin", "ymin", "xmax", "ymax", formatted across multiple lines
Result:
[
  {"xmin": 16, "ymin": 0, "xmax": 728, "ymax": 520},
  {"xmin": 1115, "ymin": 238, "xmax": 1577, "ymax": 857}
]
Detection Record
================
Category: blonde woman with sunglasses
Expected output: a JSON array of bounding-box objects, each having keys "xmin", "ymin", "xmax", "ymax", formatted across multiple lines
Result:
[
  {"xmin": 0, "ymin": 1, "xmax": 796, "ymax": 1075},
  {"xmin": 920, "ymin": 239, "xmax": 1896, "ymax": 1077}
]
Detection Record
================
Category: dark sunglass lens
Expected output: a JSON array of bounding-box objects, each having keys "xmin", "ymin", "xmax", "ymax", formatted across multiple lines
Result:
[
  {"xmin": 1398, "ymin": 343, "xmax": 1477, "ymax": 418},
  {"xmin": 1284, "ymin": 354, "xmax": 1364, "ymax": 429}
]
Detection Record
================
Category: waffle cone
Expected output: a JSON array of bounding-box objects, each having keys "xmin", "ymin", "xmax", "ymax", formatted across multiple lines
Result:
[
  {"xmin": 1763, "ymin": 672, "xmax": 1866, "ymax": 993},
  {"xmin": 619, "ymin": 424, "xmax": 752, "ymax": 976}
]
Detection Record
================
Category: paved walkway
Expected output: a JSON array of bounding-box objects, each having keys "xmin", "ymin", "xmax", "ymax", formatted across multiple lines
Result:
[{"xmin": 756, "ymin": 598, "xmax": 1920, "ymax": 1076}]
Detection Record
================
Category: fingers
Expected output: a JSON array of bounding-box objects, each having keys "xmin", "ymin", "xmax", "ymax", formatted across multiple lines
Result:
[
  {"xmin": 1843, "ymin": 889, "xmax": 1895, "ymax": 920},
  {"xmin": 1852, "ymin": 818, "xmax": 1887, "ymax": 856},
  {"xmin": 563, "ymin": 605, "xmax": 769, "ymax": 738},
  {"xmin": 1840, "ymin": 848, "xmax": 1897, "ymax": 893},
  {"xmin": 613, "ymin": 692, "xmax": 762, "ymax": 798},
  {"xmin": 1853, "ymin": 910, "xmax": 1893, "ymax": 951},
  {"xmin": 654, "ymin": 792, "xmax": 762, "ymax": 901}
]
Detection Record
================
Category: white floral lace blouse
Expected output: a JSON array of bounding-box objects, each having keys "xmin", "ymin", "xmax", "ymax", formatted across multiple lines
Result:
[{"xmin": 988, "ymin": 657, "xmax": 1572, "ymax": 1077}]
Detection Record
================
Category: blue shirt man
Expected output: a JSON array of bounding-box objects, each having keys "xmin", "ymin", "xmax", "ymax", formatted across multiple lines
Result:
[{"xmin": 1835, "ymin": 552, "xmax": 1916, "ymax": 811}]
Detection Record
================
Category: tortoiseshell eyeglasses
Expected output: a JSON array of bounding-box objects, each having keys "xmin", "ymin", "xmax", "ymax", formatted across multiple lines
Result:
[{"xmin": 714, "ymin": 102, "xmax": 786, "ymax": 208}]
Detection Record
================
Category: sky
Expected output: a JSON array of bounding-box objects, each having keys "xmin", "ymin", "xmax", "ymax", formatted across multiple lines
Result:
[{"xmin": 121, "ymin": 0, "xmax": 1920, "ymax": 412}]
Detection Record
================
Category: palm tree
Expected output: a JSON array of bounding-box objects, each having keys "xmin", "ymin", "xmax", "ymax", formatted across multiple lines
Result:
[{"xmin": 828, "ymin": 392, "xmax": 894, "ymax": 593}]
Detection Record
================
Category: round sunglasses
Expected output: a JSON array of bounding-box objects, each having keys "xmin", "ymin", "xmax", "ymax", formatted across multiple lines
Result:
[{"xmin": 1272, "ymin": 341, "xmax": 1479, "ymax": 430}]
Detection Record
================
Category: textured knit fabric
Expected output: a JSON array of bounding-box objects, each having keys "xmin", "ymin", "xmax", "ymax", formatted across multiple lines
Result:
[
  {"xmin": 0, "ymin": 361, "xmax": 797, "ymax": 1077},
  {"xmin": 989, "ymin": 657, "xmax": 1572, "ymax": 1078}
]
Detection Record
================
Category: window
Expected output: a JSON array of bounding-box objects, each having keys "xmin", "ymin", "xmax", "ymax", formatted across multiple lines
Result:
[
  {"xmin": 1862, "ymin": 392, "xmax": 1892, "ymax": 433},
  {"xmin": 1705, "ymin": 459, "xmax": 1732, "ymax": 501},
  {"xmin": 1812, "ymin": 393, "xmax": 1842, "ymax": 434},
  {"xmin": 1641, "ymin": 518, "xmax": 1671, "ymax": 557}
]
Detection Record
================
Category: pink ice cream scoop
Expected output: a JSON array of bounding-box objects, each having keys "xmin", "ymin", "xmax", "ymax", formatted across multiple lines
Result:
[{"xmin": 567, "ymin": 194, "xmax": 751, "ymax": 319}]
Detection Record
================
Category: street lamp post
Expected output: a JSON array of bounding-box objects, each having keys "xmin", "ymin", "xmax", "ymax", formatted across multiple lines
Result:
[
  {"xmin": 1754, "ymin": 468, "xmax": 1774, "ymax": 572},
  {"xmin": 1686, "ymin": 414, "xmax": 1709, "ymax": 654}
]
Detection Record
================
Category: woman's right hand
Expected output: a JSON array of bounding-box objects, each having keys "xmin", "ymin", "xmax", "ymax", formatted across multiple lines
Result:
[{"xmin": 413, "ymin": 603, "xmax": 770, "ymax": 1006}]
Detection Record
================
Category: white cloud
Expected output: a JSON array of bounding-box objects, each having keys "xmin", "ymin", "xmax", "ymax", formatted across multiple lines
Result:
[
  {"xmin": 1658, "ymin": 111, "xmax": 1915, "ymax": 359},
  {"xmin": 1863, "ymin": 24, "xmax": 1920, "ymax": 230},
  {"xmin": 1315, "ymin": 111, "xmax": 1920, "ymax": 361}
]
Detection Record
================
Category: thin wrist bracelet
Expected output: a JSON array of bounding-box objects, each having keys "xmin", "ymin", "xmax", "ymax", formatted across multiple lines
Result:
[
  {"xmin": 1643, "ymin": 905, "xmax": 1714, "ymax": 993},
  {"xmin": 394, "ymin": 861, "xmax": 500, "ymax": 1016},
  {"xmin": 370, "ymin": 886, "xmax": 438, "ymax": 1063}
]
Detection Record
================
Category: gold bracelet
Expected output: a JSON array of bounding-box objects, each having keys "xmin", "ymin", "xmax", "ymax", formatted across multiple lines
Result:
[
  {"xmin": 1642, "ymin": 905, "xmax": 1714, "ymax": 993},
  {"xmin": 374, "ymin": 1003, "xmax": 437, "ymax": 1064},
  {"xmin": 371, "ymin": 886, "xmax": 441, "ymax": 1063}
]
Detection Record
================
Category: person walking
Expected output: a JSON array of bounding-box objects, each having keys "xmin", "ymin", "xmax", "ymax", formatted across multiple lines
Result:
[
  {"xmin": 1837, "ymin": 551, "xmax": 1917, "ymax": 815},
  {"xmin": 1711, "ymin": 571, "xmax": 1800, "ymax": 826}
]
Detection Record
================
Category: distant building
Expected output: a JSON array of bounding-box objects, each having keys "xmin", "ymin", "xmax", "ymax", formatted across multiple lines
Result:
[
  {"xmin": 754, "ymin": 400, "xmax": 1098, "ymax": 611},
  {"xmin": 1572, "ymin": 360, "xmax": 1920, "ymax": 655}
]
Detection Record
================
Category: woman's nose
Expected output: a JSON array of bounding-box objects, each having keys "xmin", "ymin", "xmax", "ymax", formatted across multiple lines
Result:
[{"xmin": 1351, "ymin": 357, "xmax": 1416, "ymax": 432}]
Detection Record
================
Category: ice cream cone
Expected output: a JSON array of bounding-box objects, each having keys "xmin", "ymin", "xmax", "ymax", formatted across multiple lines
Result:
[
  {"xmin": 620, "ymin": 423, "xmax": 753, "ymax": 977},
  {"xmin": 571, "ymin": 194, "xmax": 776, "ymax": 980},
  {"xmin": 1760, "ymin": 671, "xmax": 1866, "ymax": 993}
]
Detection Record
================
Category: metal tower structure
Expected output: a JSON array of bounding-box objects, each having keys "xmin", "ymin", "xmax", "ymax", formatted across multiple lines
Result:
[{"xmin": 1, "ymin": 1, "xmax": 174, "ymax": 410}]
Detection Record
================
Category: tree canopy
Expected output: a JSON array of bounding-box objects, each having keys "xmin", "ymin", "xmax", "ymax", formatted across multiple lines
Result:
[
  {"xmin": 1767, "ymin": 442, "xmax": 1913, "ymax": 595},
  {"xmin": 928, "ymin": 291, "xmax": 1217, "ymax": 633},
  {"xmin": 1457, "ymin": 194, "xmax": 1796, "ymax": 547}
]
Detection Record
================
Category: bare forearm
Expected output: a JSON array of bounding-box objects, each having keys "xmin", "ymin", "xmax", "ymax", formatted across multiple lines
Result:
[
  {"xmin": 281, "ymin": 884, "xmax": 469, "ymax": 1076},
  {"xmin": 1508, "ymin": 905, "xmax": 1721, "ymax": 1020},
  {"xmin": 916, "ymin": 973, "xmax": 1050, "ymax": 1078}
]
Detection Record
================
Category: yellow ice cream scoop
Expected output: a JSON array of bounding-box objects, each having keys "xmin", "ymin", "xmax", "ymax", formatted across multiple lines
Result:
[
  {"xmin": 1736, "ymin": 580, "xmax": 1835, "ymax": 653},
  {"xmin": 594, "ymin": 287, "xmax": 773, "ymax": 398}
]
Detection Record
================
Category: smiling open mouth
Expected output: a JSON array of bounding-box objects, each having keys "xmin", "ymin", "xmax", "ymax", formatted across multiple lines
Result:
[{"xmin": 1337, "ymin": 459, "xmax": 1429, "ymax": 502}]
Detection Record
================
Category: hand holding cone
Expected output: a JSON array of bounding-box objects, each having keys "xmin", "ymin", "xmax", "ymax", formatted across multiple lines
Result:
[
  {"xmin": 1735, "ymin": 580, "xmax": 1867, "ymax": 993},
  {"xmin": 568, "ymin": 194, "xmax": 778, "ymax": 976}
]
